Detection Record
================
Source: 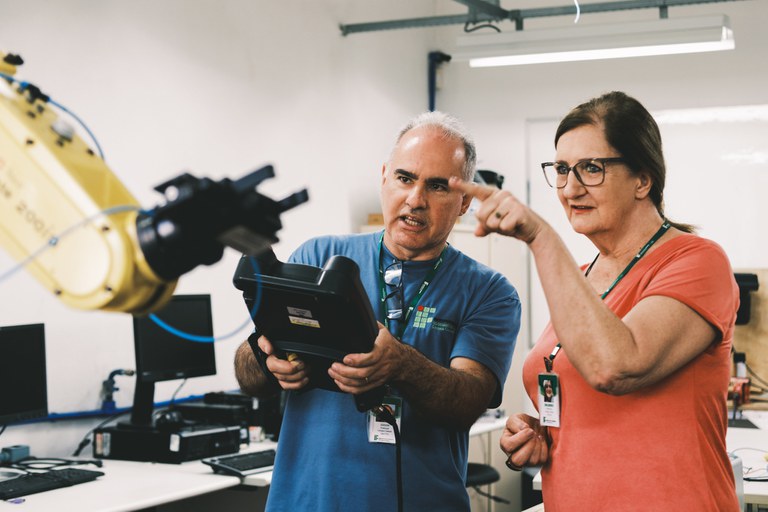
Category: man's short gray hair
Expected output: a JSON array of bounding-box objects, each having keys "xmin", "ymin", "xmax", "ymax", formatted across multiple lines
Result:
[{"xmin": 392, "ymin": 111, "xmax": 477, "ymax": 181}]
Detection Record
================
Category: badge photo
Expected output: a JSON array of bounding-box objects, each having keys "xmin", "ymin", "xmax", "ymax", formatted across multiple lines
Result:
[{"xmin": 538, "ymin": 373, "xmax": 560, "ymax": 427}]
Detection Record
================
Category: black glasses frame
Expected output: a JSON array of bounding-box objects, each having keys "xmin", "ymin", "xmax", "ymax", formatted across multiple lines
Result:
[
  {"xmin": 541, "ymin": 157, "xmax": 626, "ymax": 189},
  {"xmin": 383, "ymin": 261, "xmax": 403, "ymax": 320}
]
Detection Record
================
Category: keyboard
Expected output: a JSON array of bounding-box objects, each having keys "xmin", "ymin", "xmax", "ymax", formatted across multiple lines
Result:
[
  {"xmin": 202, "ymin": 449, "xmax": 276, "ymax": 477},
  {"xmin": 0, "ymin": 467, "xmax": 105, "ymax": 500}
]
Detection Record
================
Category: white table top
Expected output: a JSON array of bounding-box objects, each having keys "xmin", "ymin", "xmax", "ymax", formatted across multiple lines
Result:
[
  {"xmin": 469, "ymin": 415, "xmax": 507, "ymax": 437},
  {"xmin": 0, "ymin": 441, "xmax": 277, "ymax": 512},
  {"xmin": 0, "ymin": 417, "xmax": 506, "ymax": 511},
  {"xmin": 727, "ymin": 426, "xmax": 768, "ymax": 506},
  {"xmin": 0, "ymin": 458, "xmax": 237, "ymax": 512}
]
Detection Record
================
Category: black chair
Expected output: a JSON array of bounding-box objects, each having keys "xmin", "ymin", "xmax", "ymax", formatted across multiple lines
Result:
[{"xmin": 466, "ymin": 462, "xmax": 509, "ymax": 505}]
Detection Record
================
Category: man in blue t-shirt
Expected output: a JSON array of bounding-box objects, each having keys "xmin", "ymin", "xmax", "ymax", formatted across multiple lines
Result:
[{"xmin": 235, "ymin": 111, "xmax": 521, "ymax": 512}]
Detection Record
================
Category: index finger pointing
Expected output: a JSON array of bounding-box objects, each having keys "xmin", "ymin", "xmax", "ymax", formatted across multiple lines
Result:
[{"xmin": 448, "ymin": 176, "xmax": 495, "ymax": 201}]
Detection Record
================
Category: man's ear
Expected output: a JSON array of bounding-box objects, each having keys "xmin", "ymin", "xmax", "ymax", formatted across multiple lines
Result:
[
  {"xmin": 381, "ymin": 164, "xmax": 387, "ymax": 185},
  {"xmin": 459, "ymin": 191, "xmax": 473, "ymax": 216}
]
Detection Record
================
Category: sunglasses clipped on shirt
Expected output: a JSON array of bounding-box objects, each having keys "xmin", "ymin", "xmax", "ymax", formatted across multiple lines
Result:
[{"xmin": 383, "ymin": 260, "xmax": 403, "ymax": 320}]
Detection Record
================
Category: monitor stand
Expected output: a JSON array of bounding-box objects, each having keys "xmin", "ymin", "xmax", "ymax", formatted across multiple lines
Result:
[{"xmin": 119, "ymin": 381, "xmax": 157, "ymax": 430}]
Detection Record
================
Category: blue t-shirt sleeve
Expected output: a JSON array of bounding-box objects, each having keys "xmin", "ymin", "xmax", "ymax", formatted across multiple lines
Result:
[
  {"xmin": 288, "ymin": 237, "xmax": 324, "ymax": 266},
  {"xmin": 287, "ymin": 234, "xmax": 365, "ymax": 268},
  {"xmin": 451, "ymin": 270, "xmax": 521, "ymax": 408}
]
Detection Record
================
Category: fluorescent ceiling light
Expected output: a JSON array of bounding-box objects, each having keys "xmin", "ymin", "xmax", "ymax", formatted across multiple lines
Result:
[
  {"xmin": 653, "ymin": 105, "xmax": 768, "ymax": 124},
  {"xmin": 452, "ymin": 15, "xmax": 734, "ymax": 68}
]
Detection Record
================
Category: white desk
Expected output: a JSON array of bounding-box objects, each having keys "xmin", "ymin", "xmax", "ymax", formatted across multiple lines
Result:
[
  {"xmin": 727, "ymin": 427, "xmax": 768, "ymax": 510},
  {"xmin": 469, "ymin": 415, "xmax": 507, "ymax": 437},
  {"xmin": 0, "ymin": 442, "xmax": 276, "ymax": 512},
  {"xmin": 531, "ymin": 427, "xmax": 768, "ymax": 509},
  {"xmin": 0, "ymin": 418, "xmax": 506, "ymax": 512},
  {"xmin": 0, "ymin": 459, "xmax": 238, "ymax": 512},
  {"xmin": 0, "ymin": 420, "xmax": 506, "ymax": 512}
]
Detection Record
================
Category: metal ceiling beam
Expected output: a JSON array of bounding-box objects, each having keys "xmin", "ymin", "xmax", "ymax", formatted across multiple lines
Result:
[
  {"xmin": 339, "ymin": 0, "xmax": 751, "ymax": 35},
  {"xmin": 451, "ymin": 0, "xmax": 510, "ymax": 18},
  {"xmin": 339, "ymin": 13, "xmax": 497, "ymax": 36},
  {"xmin": 517, "ymin": 0, "xmax": 746, "ymax": 18}
]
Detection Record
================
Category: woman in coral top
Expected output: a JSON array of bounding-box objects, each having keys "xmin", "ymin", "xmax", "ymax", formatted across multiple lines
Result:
[{"xmin": 451, "ymin": 91, "xmax": 740, "ymax": 511}]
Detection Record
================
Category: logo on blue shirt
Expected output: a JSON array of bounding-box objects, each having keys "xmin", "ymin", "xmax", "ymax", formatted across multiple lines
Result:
[{"xmin": 413, "ymin": 306, "xmax": 456, "ymax": 333}]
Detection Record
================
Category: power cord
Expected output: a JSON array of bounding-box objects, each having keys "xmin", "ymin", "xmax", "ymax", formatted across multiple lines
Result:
[
  {"xmin": 473, "ymin": 485, "xmax": 510, "ymax": 504},
  {"xmin": 72, "ymin": 412, "xmax": 128, "ymax": 457},
  {"xmin": 372, "ymin": 404, "xmax": 402, "ymax": 512},
  {"xmin": 463, "ymin": 21, "xmax": 501, "ymax": 33},
  {"xmin": 7, "ymin": 457, "xmax": 102, "ymax": 474},
  {"xmin": 169, "ymin": 379, "xmax": 187, "ymax": 405},
  {"xmin": 730, "ymin": 448, "xmax": 768, "ymax": 482},
  {"xmin": 149, "ymin": 379, "xmax": 189, "ymax": 428},
  {"xmin": 0, "ymin": 70, "xmax": 105, "ymax": 159}
]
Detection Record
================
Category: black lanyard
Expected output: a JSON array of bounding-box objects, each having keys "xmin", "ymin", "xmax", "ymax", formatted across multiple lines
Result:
[
  {"xmin": 543, "ymin": 220, "xmax": 671, "ymax": 372},
  {"xmin": 377, "ymin": 235, "xmax": 446, "ymax": 340}
]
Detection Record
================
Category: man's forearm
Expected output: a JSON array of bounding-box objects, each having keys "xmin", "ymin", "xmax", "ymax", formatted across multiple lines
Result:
[
  {"xmin": 234, "ymin": 340, "xmax": 279, "ymax": 399},
  {"xmin": 392, "ymin": 344, "xmax": 495, "ymax": 431}
]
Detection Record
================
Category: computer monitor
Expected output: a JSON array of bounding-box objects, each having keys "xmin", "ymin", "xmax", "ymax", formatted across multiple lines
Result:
[
  {"xmin": 0, "ymin": 323, "xmax": 48, "ymax": 425},
  {"xmin": 130, "ymin": 294, "xmax": 216, "ymax": 427}
]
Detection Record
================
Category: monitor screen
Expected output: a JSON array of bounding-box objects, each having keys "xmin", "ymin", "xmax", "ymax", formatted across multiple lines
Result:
[
  {"xmin": 130, "ymin": 294, "xmax": 216, "ymax": 428},
  {"xmin": 0, "ymin": 323, "xmax": 48, "ymax": 425},
  {"xmin": 133, "ymin": 294, "xmax": 217, "ymax": 383}
]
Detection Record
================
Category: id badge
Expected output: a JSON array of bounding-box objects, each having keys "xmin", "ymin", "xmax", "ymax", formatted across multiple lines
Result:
[
  {"xmin": 367, "ymin": 395, "xmax": 402, "ymax": 444},
  {"xmin": 538, "ymin": 373, "xmax": 560, "ymax": 428}
]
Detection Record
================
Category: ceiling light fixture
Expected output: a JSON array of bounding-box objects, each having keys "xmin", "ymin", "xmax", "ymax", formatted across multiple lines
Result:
[{"xmin": 452, "ymin": 15, "xmax": 734, "ymax": 68}]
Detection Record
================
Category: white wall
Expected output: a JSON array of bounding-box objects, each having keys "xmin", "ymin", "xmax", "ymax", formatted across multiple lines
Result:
[
  {"xmin": 1, "ymin": 1, "xmax": 766, "ymax": 511},
  {"xmin": 0, "ymin": 0, "xmax": 437, "ymax": 456}
]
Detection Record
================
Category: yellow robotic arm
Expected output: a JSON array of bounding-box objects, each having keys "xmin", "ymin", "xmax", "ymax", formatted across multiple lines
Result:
[{"xmin": 0, "ymin": 52, "xmax": 307, "ymax": 315}]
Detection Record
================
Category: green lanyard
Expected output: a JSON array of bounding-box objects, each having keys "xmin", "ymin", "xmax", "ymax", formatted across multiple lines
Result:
[
  {"xmin": 377, "ymin": 235, "xmax": 446, "ymax": 340},
  {"xmin": 544, "ymin": 220, "xmax": 671, "ymax": 372}
]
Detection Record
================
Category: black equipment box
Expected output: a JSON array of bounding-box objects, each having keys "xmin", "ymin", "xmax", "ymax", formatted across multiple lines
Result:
[
  {"xmin": 176, "ymin": 402, "xmax": 250, "ymax": 426},
  {"xmin": 204, "ymin": 391, "xmax": 257, "ymax": 407},
  {"xmin": 93, "ymin": 423, "xmax": 241, "ymax": 464},
  {"xmin": 204, "ymin": 391, "xmax": 284, "ymax": 439},
  {"xmin": 232, "ymin": 250, "xmax": 384, "ymax": 411}
]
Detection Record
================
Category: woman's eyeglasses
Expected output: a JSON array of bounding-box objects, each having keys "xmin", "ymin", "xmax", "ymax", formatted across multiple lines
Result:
[
  {"xmin": 541, "ymin": 157, "xmax": 625, "ymax": 189},
  {"xmin": 383, "ymin": 261, "xmax": 403, "ymax": 320}
]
